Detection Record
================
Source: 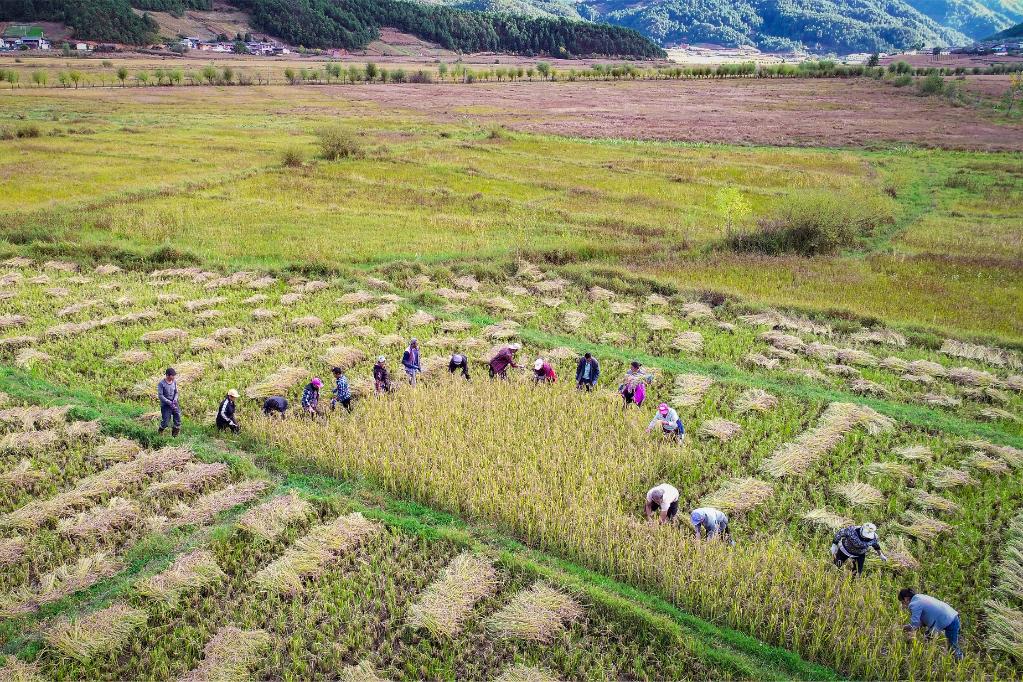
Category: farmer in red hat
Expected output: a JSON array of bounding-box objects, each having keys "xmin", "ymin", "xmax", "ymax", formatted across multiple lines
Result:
[
  {"xmin": 302, "ymin": 377, "xmax": 323, "ymax": 417},
  {"xmin": 646, "ymin": 403, "xmax": 685, "ymax": 443}
]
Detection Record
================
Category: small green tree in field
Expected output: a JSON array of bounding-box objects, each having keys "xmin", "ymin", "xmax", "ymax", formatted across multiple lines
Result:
[
  {"xmin": 1003, "ymin": 73, "xmax": 1023, "ymax": 114},
  {"xmin": 284, "ymin": 68, "xmax": 298, "ymax": 85},
  {"xmin": 222, "ymin": 67, "xmax": 234, "ymax": 84},
  {"xmin": 202, "ymin": 65, "xmax": 218, "ymax": 85},
  {"xmin": 379, "ymin": 67, "xmax": 389, "ymax": 83},
  {"xmin": 715, "ymin": 187, "xmax": 752, "ymax": 234},
  {"xmin": 136, "ymin": 71, "xmax": 149, "ymax": 87},
  {"xmin": 317, "ymin": 126, "xmax": 364, "ymax": 161},
  {"xmin": 117, "ymin": 66, "xmax": 128, "ymax": 86},
  {"xmin": 438, "ymin": 63, "xmax": 448, "ymax": 80},
  {"xmin": 347, "ymin": 65, "xmax": 361, "ymax": 83},
  {"xmin": 867, "ymin": 53, "xmax": 879, "ymax": 67},
  {"xmin": 536, "ymin": 62, "xmax": 551, "ymax": 80},
  {"xmin": 58, "ymin": 71, "xmax": 69, "ymax": 88},
  {"xmin": 365, "ymin": 62, "xmax": 378, "ymax": 81},
  {"xmin": 32, "ymin": 70, "xmax": 47, "ymax": 87},
  {"xmin": 68, "ymin": 70, "xmax": 83, "ymax": 89},
  {"xmin": 169, "ymin": 69, "xmax": 183, "ymax": 86}
]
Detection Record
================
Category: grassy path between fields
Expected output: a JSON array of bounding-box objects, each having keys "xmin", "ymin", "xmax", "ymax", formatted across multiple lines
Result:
[{"xmin": 0, "ymin": 366, "xmax": 839, "ymax": 681}]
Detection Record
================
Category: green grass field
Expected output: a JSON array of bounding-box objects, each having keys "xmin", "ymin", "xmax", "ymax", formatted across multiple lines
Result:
[{"xmin": 1, "ymin": 80, "xmax": 1022, "ymax": 680}]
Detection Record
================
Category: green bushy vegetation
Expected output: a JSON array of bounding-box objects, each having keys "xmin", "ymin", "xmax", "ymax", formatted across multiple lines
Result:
[{"xmin": 0, "ymin": 0, "xmax": 159, "ymax": 44}]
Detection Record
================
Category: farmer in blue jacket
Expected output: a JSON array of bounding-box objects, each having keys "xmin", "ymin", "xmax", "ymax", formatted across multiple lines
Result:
[
  {"xmin": 899, "ymin": 588, "xmax": 963, "ymax": 660},
  {"xmin": 157, "ymin": 367, "xmax": 181, "ymax": 437},
  {"xmin": 575, "ymin": 352, "xmax": 600, "ymax": 391},
  {"xmin": 402, "ymin": 338, "xmax": 421, "ymax": 386},
  {"xmin": 331, "ymin": 366, "xmax": 352, "ymax": 412}
]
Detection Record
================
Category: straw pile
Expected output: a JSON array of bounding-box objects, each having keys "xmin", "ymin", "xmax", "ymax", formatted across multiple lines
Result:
[
  {"xmin": 243, "ymin": 294, "xmax": 268, "ymax": 305},
  {"xmin": 180, "ymin": 626, "xmax": 273, "ymax": 682},
  {"xmin": 135, "ymin": 549, "xmax": 226, "ymax": 605},
  {"xmin": 350, "ymin": 325, "xmax": 377, "ymax": 339},
  {"xmin": 335, "ymin": 308, "xmax": 371, "ymax": 326},
  {"xmin": 0, "ymin": 552, "xmax": 123, "ymax": 618},
  {"xmin": 237, "ymin": 493, "xmax": 313, "ymax": 540},
  {"xmin": 824, "ymin": 364, "xmax": 860, "ymax": 378},
  {"xmin": 484, "ymin": 297, "xmax": 517, "ymax": 313},
  {"xmin": 0, "ymin": 314, "xmax": 28, "ymax": 330},
  {"xmin": 190, "ymin": 337, "xmax": 224, "ymax": 353},
  {"xmin": 45, "ymin": 604, "xmax": 147, "ymax": 663},
  {"xmin": 900, "ymin": 374, "xmax": 933, "ymax": 385},
  {"xmin": 496, "ymin": 665, "xmax": 561, "ymax": 682},
  {"xmin": 907, "ymin": 359, "xmax": 947, "ymax": 377},
  {"xmin": 43, "ymin": 260, "xmax": 79, "ymax": 272},
  {"xmin": 184, "ymin": 297, "xmax": 226, "ymax": 312},
  {"xmin": 0, "ymin": 536, "xmax": 26, "ymax": 565},
  {"xmin": 735, "ymin": 389, "xmax": 778, "ymax": 413},
  {"xmin": 0, "ymin": 405, "xmax": 70, "ymax": 430},
  {"xmin": 196, "ymin": 310, "xmax": 223, "ymax": 321},
  {"xmin": 220, "ymin": 338, "xmax": 281, "ymax": 369},
  {"xmin": 698, "ymin": 418, "xmax": 742, "ymax": 443},
  {"xmin": 804, "ymin": 342, "xmax": 839, "ymax": 361},
  {"xmin": 0, "ymin": 336, "xmax": 38, "ymax": 350},
  {"xmin": 929, "ymin": 466, "xmax": 979, "ymax": 489},
  {"xmin": 670, "ymin": 374, "xmax": 713, "ymax": 408},
  {"xmin": 94, "ymin": 264, "xmax": 121, "ymax": 275},
  {"xmin": 280, "ymin": 292, "xmax": 304, "ymax": 305},
  {"xmin": 246, "ymin": 367, "xmax": 313, "ymax": 399},
  {"xmin": 940, "ymin": 339, "xmax": 1019, "ymax": 369},
  {"xmin": 641, "ymin": 314, "xmax": 671, "ymax": 332},
  {"xmin": 288, "ymin": 315, "xmax": 323, "ymax": 330},
  {"xmin": 760, "ymin": 331, "xmax": 805, "ymax": 352},
  {"xmin": 440, "ymin": 320, "xmax": 472, "ymax": 333},
  {"xmin": 701, "ymin": 478, "xmax": 774, "ymax": 514},
  {"xmin": 141, "ymin": 328, "xmax": 188, "ymax": 344},
  {"xmin": 681, "ymin": 301, "xmax": 715, "ymax": 320},
  {"xmin": 802, "ymin": 508, "xmax": 853, "ymax": 531},
  {"xmin": 156, "ymin": 293, "xmax": 184, "ymax": 303},
  {"xmin": 57, "ymin": 497, "xmax": 139, "ymax": 538},
  {"xmin": 836, "ymin": 348, "xmax": 878, "ymax": 367},
  {"xmin": 980, "ymin": 408, "xmax": 1021, "ymax": 423},
  {"xmin": 912, "ymin": 490, "xmax": 960, "ymax": 514},
  {"xmin": 883, "ymin": 536, "xmax": 920, "ymax": 572},
  {"xmin": 671, "ymin": 332, "xmax": 704, "ymax": 354},
  {"xmin": 488, "ymin": 583, "xmax": 583, "ymax": 642},
  {"xmin": 408, "ymin": 553, "xmax": 498, "ymax": 636},
  {"xmin": 252, "ymin": 308, "xmax": 276, "ymax": 320},
  {"xmin": 850, "ymin": 379, "xmax": 890, "ymax": 397},
  {"xmin": 159, "ymin": 480, "xmax": 269, "ymax": 530},
  {"xmin": 880, "ymin": 356, "xmax": 909, "ymax": 372},
  {"xmin": 599, "ymin": 332, "xmax": 628, "ymax": 345},
  {"xmin": 545, "ymin": 347, "xmax": 578, "ymax": 362},
  {"xmin": 253, "ymin": 513, "xmax": 381, "ymax": 594},
  {"xmin": 533, "ymin": 278, "xmax": 568, "ymax": 295},
  {"xmin": 408, "ymin": 310, "xmax": 435, "ymax": 327},
  {"xmin": 745, "ymin": 353, "xmax": 780, "ymax": 370},
  {"xmin": 865, "ymin": 461, "xmax": 914, "ymax": 483},
  {"xmin": 434, "ymin": 288, "xmax": 470, "ymax": 302},
  {"xmin": 371, "ymin": 303, "xmax": 398, "ymax": 320},
  {"xmin": 562, "ymin": 311, "xmax": 587, "ymax": 331},
  {"xmin": 646, "ymin": 293, "xmax": 670, "ymax": 307},
  {"xmin": 761, "ymin": 403, "xmax": 894, "ymax": 478},
  {"xmin": 14, "ymin": 349, "xmax": 50, "ymax": 369},
  {"xmin": 322, "ymin": 345, "xmax": 366, "ymax": 370},
  {"xmin": 965, "ymin": 451, "xmax": 1011, "ymax": 474},
  {"xmin": 339, "ymin": 291, "xmax": 375, "ymax": 306},
  {"xmin": 0, "ymin": 429, "xmax": 60, "ymax": 454},
  {"xmin": 894, "ymin": 511, "xmax": 952, "ymax": 541},
  {"xmin": 851, "ymin": 329, "xmax": 907, "ymax": 347},
  {"xmin": 948, "ymin": 366, "xmax": 997, "ymax": 387},
  {"xmin": 963, "ymin": 440, "xmax": 1023, "ymax": 468},
  {"xmin": 765, "ymin": 347, "xmax": 798, "ymax": 361},
  {"xmin": 919, "ymin": 393, "xmax": 962, "ymax": 408},
  {"xmin": 985, "ymin": 601, "xmax": 1023, "ymax": 661},
  {"xmin": 148, "ymin": 462, "xmax": 230, "ymax": 496},
  {"xmin": 27, "ymin": 275, "xmax": 50, "ymax": 284},
  {"xmin": 609, "ymin": 301, "xmax": 635, "ymax": 315},
  {"xmin": 96, "ymin": 437, "xmax": 143, "ymax": 462},
  {"xmin": 453, "ymin": 275, "xmax": 480, "ymax": 292},
  {"xmin": 540, "ymin": 297, "xmax": 564, "ymax": 308},
  {"xmin": 834, "ymin": 481, "xmax": 884, "ymax": 507},
  {"xmin": 0, "ymin": 459, "xmax": 46, "ymax": 489},
  {"xmin": 1006, "ymin": 375, "xmax": 1023, "ymax": 392},
  {"xmin": 3, "ymin": 256, "xmax": 33, "ymax": 267}
]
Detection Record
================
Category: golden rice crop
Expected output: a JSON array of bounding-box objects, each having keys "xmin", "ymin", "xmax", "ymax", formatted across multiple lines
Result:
[
  {"xmin": 56, "ymin": 497, "xmax": 139, "ymax": 538},
  {"xmin": 802, "ymin": 508, "xmax": 852, "ymax": 532},
  {"xmin": 0, "ymin": 552, "xmax": 123, "ymax": 618},
  {"xmin": 245, "ymin": 366, "xmax": 309, "ymax": 399},
  {"xmin": 734, "ymin": 389, "xmax": 778, "ymax": 413},
  {"xmin": 912, "ymin": 490, "xmax": 961, "ymax": 514},
  {"xmin": 220, "ymin": 338, "xmax": 282, "ymax": 369},
  {"xmin": 671, "ymin": 331, "xmax": 704, "ymax": 354},
  {"xmin": 253, "ymin": 512, "xmax": 380, "ymax": 594},
  {"xmin": 894, "ymin": 511, "xmax": 952, "ymax": 541},
  {"xmin": 45, "ymin": 604, "xmax": 147, "ymax": 662},
  {"xmin": 135, "ymin": 549, "xmax": 226, "ymax": 605},
  {"xmin": 701, "ymin": 478, "xmax": 774, "ymax": 514},
  {"xmin": 698, "ymin": 418, "xmax": 742, "ymax": 443},
  {"xmin": 0, "ymin": 657, "xmax": 41, "ymax": 682},
  {"xmin": 834, "ymin": 481, "xmax": 884, "ymax": 507},
  {"xmin": 147, "ymin": 462, "xmax": 230, "ymax": 496},
  {"xmin": 929, "ymin": 466, "xmax": 979, "ymax": 489},
  {"xmin": 408, "ymin": 552, "xmax": 498, "ymax": 636},
  {"xmin": 322, "ymin": 345, "xmax": 367, "ymax": 370},
  {"xmin": 985, "ymin": 600, "xmax": 1023, "ymax": 661},
  {"xmin": 132, "ymin": 362, "xmax": 204, "ymax": 397},
  {"xmin": 180, "ymin": 626, "xmax": 273, "ymax": 682},
  {"xmin": 488, "ymin": 582, "xmax": 582, "ymax": 642},
  {"xmin": 159, "ymin": 479, "xmax": 269, "ymax": 530},
  {"xmin": 670, "ymin": 374, "xmax": 714, "ymax": 408},
  {"xmin": 237, "ymin": 493, "xmax": 312, "ymax": 540}
]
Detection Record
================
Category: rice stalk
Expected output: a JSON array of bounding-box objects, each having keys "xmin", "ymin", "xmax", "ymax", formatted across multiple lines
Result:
[
  {"xmin": 243, "ymin": 294, "xmax": 266, "ymax": 304},
  {"xmin": 765, "ymin": 346, "xmax": 798, "ymax": 361},
  {"xmin": 408, "ymin": 552, "xmax": 498, "ymax": 636},
  {"xmin": 253, "ymin": 512, "xmax": 381, "ymax": 594},
  {"xmin": 0, "ymin": 459, "xmax": 46, "ymax": 489},
  {"xmin": 599, "ymin": 332, "xmax": 628, "ymax": 345},
  {"xmin": 350, "ymin": 325, "xmax": 377, "ymax": 339},
  {"xmin": 211, "ymin": 327, "xmax": 244, "ymax": 341},
  {"xmin": 701, "ymin": 478, "xmax": 774, "ymax": 514},
  {"xmin": 940, "ymin": 339, "xmax": 1019, "ymax": 369},
  {"xmin": 44, "ymin": 260, "xmax": 78, "ymax": 273},
  {"xmin": 760, "ymin": 331, "xmax": 805, "ymax": 351},
  {"xmin": 1005, "ymin": 375, "xmax": 1023, "ymax": 392},
  {"xmin": 148, "ymin": 462, "xmax": 230, "ymax": 496},
  {"xmin": 251, "ymin": 308, "xmax": 276, "ymax": 320},
  {"xmin": 834, "ymin": 481, "xmax": 884, "ymax": 507},
  {"xmin": 963, "ymin": 440, "xmax": 1023, "ymax": 468},
  {"xmin": 609, "ymin": 301, "xmax": 636, "ymax": 315},
  {"xmin": 545, "ymin": 347, "xmax": 578, "ymax": 362},
  {"xmin": 190, "ymin": 337, "xmax": 224, "ymax": 352},
  {"xmin": 979, "ymin": 408, "xmax": 1021, "ymax": 423},
  {"xmin": 965, "ymin": 452, "xmax": 1011, "ymax": 475},
  {"xmin": 802, "ymin": 508, "xmax": 852, "ymax": 532},
  {"xmin": 0, "ymin": 405, "xmax": 69, "ymax": 430},
  {"xmin": 434, "ymin": 288, "xmax": 470, "ymax": 302},
  {"xmin": 322, "ymin": 345, "xmax": 366, "ymax": 370},
  {"xmin": 203, "ymin": 271, "xmax": 256, "ymax": 289},
  {"xmin": 163, "ymin": 480, "xmax": 269, "ymax": 530},
  {"xmin": 245, "ymin": 367, "xmax": 308, "ymax": 399},
  {"xmin": 929, "ymin": 466, "xmax": 979, "ymax": 489},
  {"xmin": 408, "ymin": 310, "xmax": 436, "ymax": 327},
  {"xmin": 439, "ymin": 320, "xmax": 471, "ymax": 333},
  {"xmin": 487, "ymin": 583, "xmax": 583, "ymax": 642},
  {"xmin": 45, "ymin": 604, "xmax": 147, "ymax": 662},
  {"xmin": 248, "ymin": 275, "xmax": 277, "ymax": 289},
  {"xmin": 900, "ymin": 374, "xmax": 933, "ymax": 385},
  {"xmin": 141, "ymin": 328, "xmax": 188, "ymax": 344},
  {"xmin": 180, "ymin": 626, "xmax": 273, "ymax": 682},
  {"xmin": 484, "ymin": 297, "xmax": 517, "ymax": 313},
  {"xmin": 533, "ymin": 278, "xmax": 567, "ymax": 295},
  {"xmin": 893, "ymin": 511, "xmax": 952, "ymax": 541},
  {"xmin": 340, "ymin": 661, "xmax": 388, "ymax": 682},
  {"xmin": 57, "ymin": 497, "xmax": 139, "ymax": 538},
  {"xmin": 135, "ymin": 549, "xmax": 226, "ymax": 605},
  {"xmin": 919, "ymin": 393, "xmax": 961, "ymax": 408},
  {"xmin": 698, "ymin": 418, "xmax": 742, "ymax": 443},
  {"xmin": 912, "ymin": 490, "xmax": 961, "ymax": 514},
  {"xmin": 670, "ymin": 332, "xmax": 704, "ymax": 353},
  {"xmin": 717, "ymin": 322, "xmax": 737, "ymax": 333},
  {"xmin": 237, "ymin": 493, "xmax": 313, "ymax": 540},
  {"xmin": 0, "ymin": 429, "xmax": 60, "ymax": 455},
  {"xmin": 880, "ymin": 356, "xmax": 909, "ymax": 372},
  {"xmin": 95, "ymin": 437, "xmax": 142, "ymax": 462},
  {"xmin": 734, "ymin": 389, "xmax": 778, "ymax": 413},
  {"xmin": 220, "ymin": 338, "xmax": 282, "ymax": 369},
  {"xmin": 803, "ymin": 342, "xmax": 839, "ymax": 361},
  {"xmin": 184, "ymin": 297, "xmax": 227, "ymax": 312},
  {"xmin": 985, "ymin": 601, "xmax": 1023, "ymax": 661},
  {"xmin": 745, "ymin": 353, "xmax": 780, "ymax": 370},
  {"xmin": 850, "ymin": 379, "xmax": 890, "ymax": 397},
  {"xmin": 864, "ymin": 461, "xmax": 914, "ymax": 483},
  {"xmin": 641, "ymin": 314, "xmax": 671, "ymax": 332},
  {"xmin": 836, "ymin": 348, "xmax": 878, "ymax": 367},
  {"xmin": 195, "ymin": 310, "xmax": 223, "ymax": 321},
  {"xmin": 280, "ymin": 292, "xmax": 304, "ymax": 306},
  {"xmin": 851, "ymin": 329, "xmax": 907, "ymax": 347},
  {"xmin": 371, "ymin": 303, "xmax": 398, "ymax": 320},
  {"xmin": 670, "ymin": 374, "xmax": 714, "ymax": 408},
  {"xmin": 882, "ymin": 535, "xmax": 920, "ymax": 572},
  {"xmin": 947, "ymin": 367, "xmax": 997, "ymax": 387},
  {"xmin": 0, "ymin": 552, "xmax": 123, "ymax": 617},
  {"xmin": 156, "ymin": 293, "xmax": 184, "ymax": 303},
  {"xmin": 132, "ymin": 363, "xmax": 204, "ymax": 397},
  {"xmin": 0, "ymin": 657, "xmax": 42, "ymax": 682},
  {"xmin": 0, "ymin": 336, "xmax": 38, "ymax": 350},
  {"xmin": 681, "ymin": 301, "xmax": 714, "ymax": 320}
]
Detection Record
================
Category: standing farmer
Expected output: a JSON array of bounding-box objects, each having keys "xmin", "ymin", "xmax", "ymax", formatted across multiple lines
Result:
[
  {"xmin": 690, "ymin": 507, "xmax": 733, "ymax": 544},
  {"xmin": 331, "ymin": 366, "xmax": 352, "ymax": 412},
  {"xmin": 157, "ymin": 367, "xmax": 181, "ymax": 437},
  {"xmin": 619, "ymin": 361, "xmax": 652, "ymax": 409},
  {"xmin": 302, "ymin": 377, "xmax": 322, "ymax": 417},
  {"xmin": 646, "ymin": 403, "xmax": 684, "ymax": 443},
  {"xmin": 532, "ymin": 358, "xmax": 557, "ymax": 383},
  {"xmin": 899, "ymin": 588, "xmax": 964, "ymax": 661},
  {"xmin": 831, "ymin": 523, "xmax": 887, "ymax": 576},
  {"xmin": 575, "ymin": 352, "xmax": 600, "ymax": 391},
  {"xmin": 644, "ymin": 482, "xmax": 680, "ymax": 524},
  {"xmin": 448, "ymin": 352, "xmax": 471, "ymax": 381},
  {"xmin": 402, "ymin": 338, "xmax": 421, "ymax": 386},
  {"xmin": 373, "ymin": 356, "xmax": 392, "ymax": 394},
  {"xmin": 216, "ymin": 389, "xmax": 240, "ymax": 433},
  {"xmin": 489, "ymin": 343, "xmax": 521, "ymax": 379}
]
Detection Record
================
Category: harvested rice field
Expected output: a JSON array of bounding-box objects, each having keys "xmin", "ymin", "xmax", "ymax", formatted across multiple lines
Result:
[{"xmin": 1, "ymin": 78, "xmax": 1022, "ymax": 681}]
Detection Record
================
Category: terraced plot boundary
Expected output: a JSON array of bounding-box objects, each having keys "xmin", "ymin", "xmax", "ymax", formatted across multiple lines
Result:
[{"xmin": 0, "ymin": 366, "xmax": 837, "ymax": 681}]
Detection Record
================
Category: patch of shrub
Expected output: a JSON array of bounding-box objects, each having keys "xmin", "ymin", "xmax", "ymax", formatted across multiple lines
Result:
[
  {"xmin": 280, "ymin": 147, "xmax": 306, "ymax": 168},
  {"xmin": 945, "ymin": 172, "xmax": 982, "ymax": 192},
  {"xmin": 892, "ymin": 74, "xmax": 913, "ymax": 87},
  {"xmin": 917, "ymin": 73, "xmax": 945, "ymax": 96},
  {"xmin": 316, "ymin": 127, "xmax": 363, "ymax": 161},
  {"xmin": 16, "ymin": 124, "xmax": 41, "ymax": 138},
  {"xmin": 0, "ymin": 127, "xmax": 13, "ymax": 141},
  {"xmin": 724, "ymin": 190, "xmax": 896, "ymax": 256}
]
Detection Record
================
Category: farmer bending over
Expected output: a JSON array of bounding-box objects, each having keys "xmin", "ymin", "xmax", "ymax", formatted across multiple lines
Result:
[
  {"xmin": 302, "ymin": 377, "xmax": 322, "ymax": 416},
  {"xmin": 262, "ymin": 396, "xmax": 288, "ymax": 418},
  {"xmin": 216, "ymin": 389, "xmax": 240, "ymax": 434},
  {"xmin": 575, "ymin": 352, "xmax": 600, "ymax": 391},
  {"xmin": 899, "ymin": 588, "xmax": 963, "ymax": 661},
  {"xmin": 690, "ymin": 507, "xmax": 733, "ymax": 544},
  {"xmin": 373, "ymin": 356, "xmax": 393, "ymax": 394},
  {"xmin": 832, "ymin": 522, "xmax": 887, "ymax": 576},
  {"xmin": 489, "ymin": 343, "xmax": 521, "ymax": 379},
  {"xmin": 157, "ymin": 367, "xmax": 181, "ymax": 438},
  {"xmin": 533, "ymin": 358, "xmax": 557, "ymax": 383},
  {"xmin": 331, "ymin": 366, "xmax": 352, "ymax": 412},
  {"xmin": 647, "ymin": 403, "xmax": 684, "ymax": 443},
  {"xmin": 448, "ymin": 352, "xmax": 470, "ymax": 381},
  {"xmin": 645, "ymin": 482, "xmax": 680, "ymax": 524},
  {"xmin": 619, "ymin": 361, "xmax": 652, "ymax": 409}
]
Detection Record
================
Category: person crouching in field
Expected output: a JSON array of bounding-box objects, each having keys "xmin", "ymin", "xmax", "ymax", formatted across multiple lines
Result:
[
  {"xmin": 690, "ymin": 507, "xmax": 733, "ymax": 544},
  {"xmin": 619, "ymin": 361, "xmax": 652, "ymax": 409},
  {"xmin": 216, "ymin": 389, "xmax": 240, "ymax": 434},
  {"xmin": 645, "ymin": 482, "xmax": 680, "ymax": 524},
  {"xmin": 402, "ymin": 338, "xmax": 421, "ymax": 386},
  {"xmin": 263, "ymin": 395, "xmax": 288, "ymax": 418},
  {"xmin": 157, "ymin": 367, "xmax": 181, "ymax": 437},
  {"xmin": 831, "ymin": 522, "xmax": 887, "ymax": 576},
  {"xmin": 646, "ymin": 403, "xmax": 684, "ymax": 443},
  {"xmin": 331, "ymin": 366, "xmax": 352, "ymax": 412},
  {"xmin": 532, "ymin": 358, "xmax": 556, "ymax": 383},
  {"xmin": 448, "ymin": 352, "xmax": 470, "ymax": 380},
  {"xmin": 489, "ymin": 343, "xmax": 521, "ymax": 379},
  {"xmin": 302, "ymin": 377, "xmax": 322, "ymax": 417},
  {"xmin": 373, "ymin": 356, "xmax": 393, "ymax": 394},
  {"xmin": 575, "ymin": 352, "xmax": 600, "ymax": 391},
  {"xmin": 899, "ymin": 588, "xmax": 964, "ymax": 661}
]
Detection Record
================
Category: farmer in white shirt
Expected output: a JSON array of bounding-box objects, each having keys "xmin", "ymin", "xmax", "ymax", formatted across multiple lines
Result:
[{"xmin": 645, "ymin": 483, "xmax": 680, "ymax": 524}]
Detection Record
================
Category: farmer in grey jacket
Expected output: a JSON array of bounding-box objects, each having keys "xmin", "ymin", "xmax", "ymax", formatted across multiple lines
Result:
[{"xmin": 157, "ymin": 367, "xmax": 181, "ymax": 437}]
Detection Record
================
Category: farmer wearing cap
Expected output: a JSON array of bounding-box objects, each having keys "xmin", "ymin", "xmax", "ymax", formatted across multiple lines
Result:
[
  {"xmin": 690, "ymin": 507, "xmax": 733, "ymax": 544},
  {"xmin": 373, "ymin": 356, "xmax": 392, "ymax": 394},
  {"xmin": 331, "ymin": 366, "xmax": 352, "ymax": 412},
  {"xmin": 832, "ymin": 523, "xmax": 888, "ymax": 575},
  {"xmin": 646, "ymin": 403, "xmax": 685, "ymax": 442},
  {"xmin": 262, "ymin": 396, "xmax": 288, "ymax": 418},
  {"xmin": 157, "ymin": 367, "xmax": 181, "ymax": 437},
  {"xmin": 619, "ymin": 361, "xmax": 653, "ymax": 409},
  {"xmin": 575, "ymin": 352, "xmax": 600, "ymax": 391},
  {"xmin": 301, "ymin": 377, "xmax": 322, "ymax": 416},
  {"xmin": 645, "ymin": 482, "xmax": 680, "ymax": 524},
  {"xmin": 489, "ymin": 343, "xmax": 521, "ymax": 379},
  {"xmin": 448, "ymin": 352, "xmax": 471, "ymax": 381},
  {"xmin": 532, "ymin": 358, "xmax": 557, "ymax": 383},
  {"xmin": 898, "ymin": 588, "xmax": 963, "ymax": 660},
  {"xmin": 216, "ymin": 389, "xmax": 240, "ymax": 433},
  {"xmin": 401, "ymin": 338, "xmax": 421, "ymax": 386}
]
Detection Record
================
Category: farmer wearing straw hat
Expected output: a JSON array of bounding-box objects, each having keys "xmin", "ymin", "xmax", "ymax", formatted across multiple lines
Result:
[
  {"xmin": 532, "ymin": 358, "xmax": 557, "ymax": 383},
  {"xmin": 401, "ymin": 338, "xmax": 421, "ymax": 386},
  {"xmin": 302, "ymin": 377, "xmax": 322, "ymax": 416},
  {"xmin": 157, "ymin": 367, "xmax": 181, "ymax": 438},
  {"xmin": 646, "ymin": 403, "xmax": 684, "ymax": 443},
  {"xmin": 645, "ymin": 482, "xmax": 680, "ymax": 524},
  {"xmin": 216, "ymin": 389, "xmax": 240, "ymax": 434},
  {"xmin": 832, "ymin": 523, "xmax": 888, "ymax": 575},
  {"xmin": 331, "ymin": 366, "xmax": 353, "ymax": 412},
  {"xmin": 373, "ymin": 356, "xmax": 393, "ymax": 394},
  {"xmin": 690, "ymin": 507, "xmax": 733, "ymax": 544},
  {"xmin": 489, "ymin": 343, "xmax": 521, "ymax": 379},
  {"xmin": 448, "ymin": 352, "xmax": 471, "ymax": 381}
]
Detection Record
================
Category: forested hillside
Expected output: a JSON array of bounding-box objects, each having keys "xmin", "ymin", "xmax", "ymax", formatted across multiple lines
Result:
[
  {"xmin": 0, "ymin": 0, "xmax": 160, "ymax": 43},
  {"xmin": 989, "ymin": 18, "xmax": 1023, "ymax": 37},
  {"xmin": 906, "ymin": 0, "xmax": 1022, "ymax": 39}
]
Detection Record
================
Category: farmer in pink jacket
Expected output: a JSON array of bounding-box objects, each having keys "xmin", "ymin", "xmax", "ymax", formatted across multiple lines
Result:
[{"xmin": 619, "ymin": 361, "xmax": 653, "ymax": 409}]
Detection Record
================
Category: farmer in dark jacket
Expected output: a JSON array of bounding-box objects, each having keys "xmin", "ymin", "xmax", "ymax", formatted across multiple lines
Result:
[
  {"xmin": 401, "ymin": 339, "xmax": 421, "ymax": 386},
  {"xmin": 301, "ymin": 378, "xmax": 322, "ymax": 416},
  {"xmin": 331, "ymin": 366, "xmax": 352, "ymax": 412},
  {"xmin": 262, "ymin": 396, "xmax": 288, "ymax": 418},
  {"xmin": 216, "ymin": 389, "xmax": 240, "ymax": 433},
  {"xmin": 489, "ymin": 343, "xmax": 521, "ymax": 379},
  {"xmin": 157, "ymin": 367, "xmax": 181, "ymax": 437},
  {"xmin": 575, "ymin": 352, "xmax": 600, "ymax": 391},
  {"xmin": 832, "ymin": 523, "xmax": 887, "ymax": 575},
  {"xmin": 373, "ymin": 356, "xmax": 392, "ymax": 394},
  {"xmin": 448, "ymin": 353, "xmax": 470, "ymax": 381}
]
